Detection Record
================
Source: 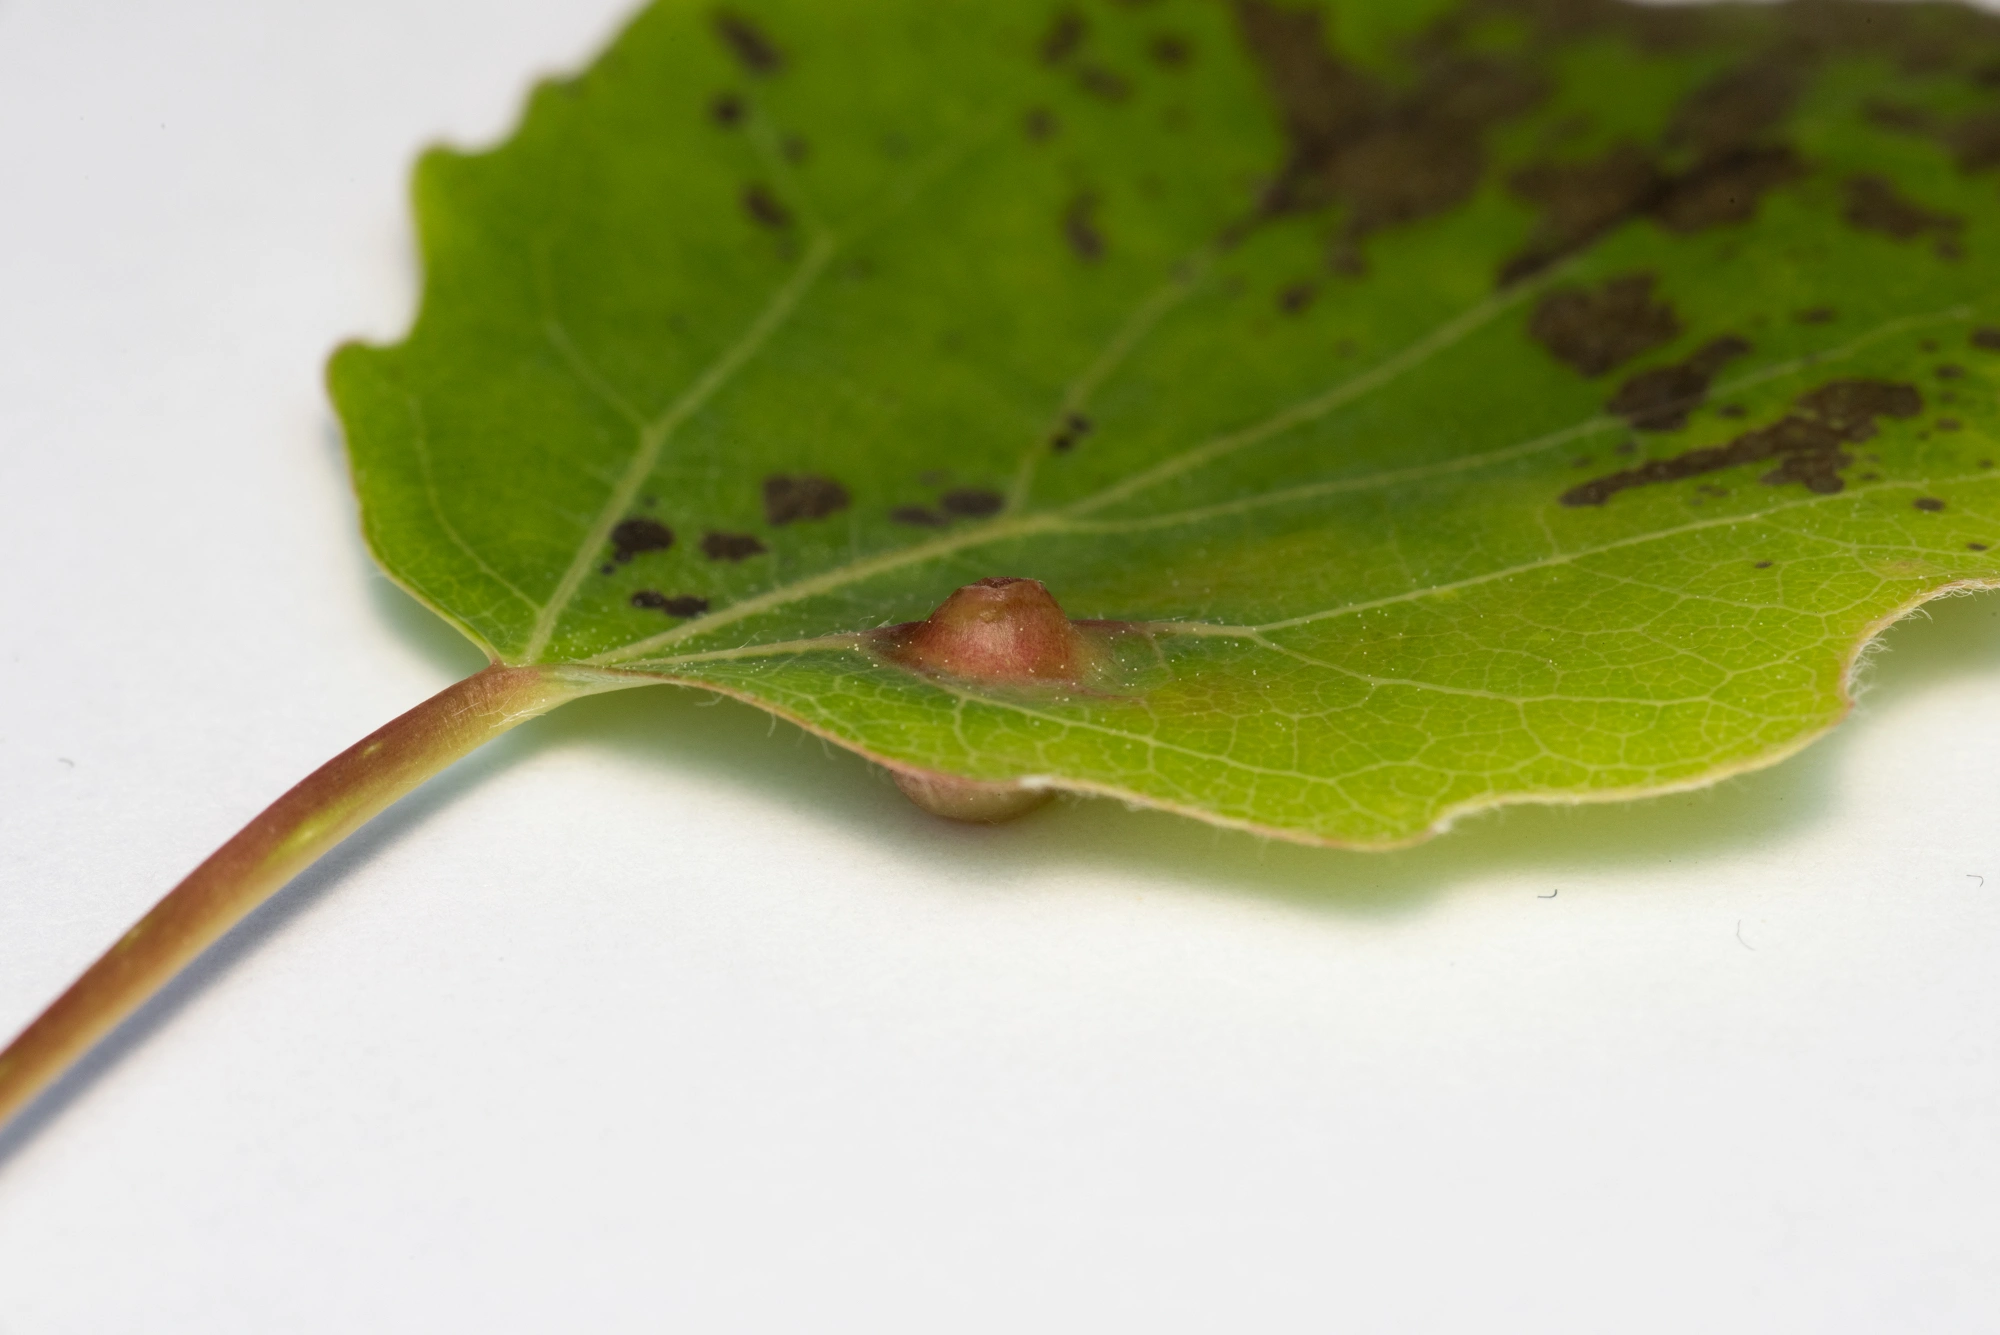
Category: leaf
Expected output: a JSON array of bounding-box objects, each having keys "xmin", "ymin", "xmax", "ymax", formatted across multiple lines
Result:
[{"xmin": 329, "ymin": 0, "xmax": 2000, "ymax": 848}]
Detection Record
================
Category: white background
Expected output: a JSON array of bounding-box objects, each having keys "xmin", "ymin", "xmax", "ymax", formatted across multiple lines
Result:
[{"xmin": 3, "ymin": 2, "xmax": 1999, "ymax": 1330}]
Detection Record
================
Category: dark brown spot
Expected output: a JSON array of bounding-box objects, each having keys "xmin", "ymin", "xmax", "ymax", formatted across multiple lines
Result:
[
  {"xmin": 1668, "ymin": 61, "xmax": 1800, "ymax": 158},
  {"xmin": 713, "ymin": 11, "xmax": 782, "ymax": 76},
  {"xmin": 701, "ymin": 531, "xmax": 767, "ymax": 562},
  {"xmin": 1024, "ymin": 106, "xmax": 1058, "ymax": 141},
  {"xmin": 891, "ymin": 505, "xmax": 948, "ymax": 528},
  {"xmin": 1501, "ymin": 62, "xmax": 1804, "ymax": 283},
  {"xmin": 1868, "ymin": 94, "xmax": 2000, "ymax": 175},
  {"xmin": 762, "ymin": 474, "xmax": 850, "ymax": 525},
  {"xmin": 1064, "ymin": 192, "xmax": 1104, "ymax": 261},
  {"xmin": 610, "ymin": 517, "xmax": 675, "ymax": 563},
  {"xmin": 1915, "ymin": 497, "xmax": 1947, "ymax": 511},
  {"xmin": 1795, "ymin": 380, "xmax": 1924, "ymax": 433},
  {"xmin": 1150, "ymin": 33, "xmax": 1192, "ymax": 67},
  {"xmin": 1865, "ymin": 98, "xmax": 1936, "ymax": 136},
  {"xmin": 1796, "ymin": 307, "xmax": 1836, "ymax": 324},
  {"xmin": 1040, "ymin": 7, "xmax": 1086, "ymax": 64},
  {"xmin": 1844, "ymin": 175, "xmax": 1963, "ymax": 255},
  {"xmin": 1651, "ymin": 145, "xmax": 1803, "ymax": 233},
  {"xmin": 632, "ymin": 590, "xmax": 710, "ymax": 617},
  {"xmin": 742, "ymin": 183, "xmax": 792, "ymax": 229},
  {"xmin": 1234, "ymin": 0, "xmax": 1543, "ymax": 275},
  {"xmin": 1938, "ymin": 364, "xmax": 1967, "ymax": 380},
  {"xmin": 1530, "ymin": 272, "xmax": 1681, "ymax": 377},
  {"xmin": 1971, "ymin": 542, "xmax": 1989, "ymax": 551},
  {"xmin": 1973, "ymin": 327, "xmax": 2000, "ymax": 351},
  {"xmin": 1754, "ymin": 560, "xmax": 1774, "ymax": 568},
  {"xmin": 1606, "ymin": 335, "xmax": 1751, "ymax": 431},
  {"xmin": 1562, "ymin": 378, "xmax": 1921, "ymax": 506},
  {"xmin": 1502, "ymin": 145, "xmax": 1660, "ymax": 282},
  {"xmin": 1050, "ymin": 412, "xmax": 1092, "ymax": 453},
  {"xmin": 1718, "ymin": 403, "xmax": 1746, "ymax": 418},
  {"xmin": 1277, "ymin": 281, "xmax": 1315, "ymax": 314},
  {"xmin": 940, "ymin": 488, "xmax": 1005, "ymax": 518},
  {"xmin": 1077, "ymin": 65, "xmax": 1132, "ymax": 102},
  {"xmin": 599, "ymin": 564, "xmax": 615, "ymax": 576},
  {"xmin": 710, "ymin": 92, "xmax": 745, "ymax": 126}
]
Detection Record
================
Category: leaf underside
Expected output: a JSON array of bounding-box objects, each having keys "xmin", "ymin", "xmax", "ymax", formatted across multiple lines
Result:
[{"xmin": 331, "ymin": 0, "xmax": 2000, "ymax": 847}]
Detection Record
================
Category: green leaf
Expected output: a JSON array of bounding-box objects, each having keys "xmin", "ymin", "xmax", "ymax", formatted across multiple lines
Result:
[{"xmin": 329, "ymin": 0, "xmax": 2000, "ymax": 847}]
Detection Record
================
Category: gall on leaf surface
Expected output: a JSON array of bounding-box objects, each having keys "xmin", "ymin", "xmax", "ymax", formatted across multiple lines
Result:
[{"xmin": 330, "ymin": 0, "xmax": 2000, "ymax": 847}]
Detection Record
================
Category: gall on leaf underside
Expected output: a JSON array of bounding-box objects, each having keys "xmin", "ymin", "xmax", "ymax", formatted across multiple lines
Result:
[{"xmin": 329, "ymin": 0, "xmax": 2000, "ymax": 848}]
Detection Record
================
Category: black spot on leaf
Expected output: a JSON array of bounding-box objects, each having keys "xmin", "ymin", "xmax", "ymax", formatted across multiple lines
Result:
[
  {"xmin": 632, "ymin": 590, "xmax": 710, "ymax": 617},
  {"xmin": 1972, "ymin": 327, "xmax": 2000, "ymax": 351},
  {"xmin": 1076, "ymin": 65, "xmax": 1132, "ymax": 102},
  {"xmin": 713, "ymin": 11, "xmax": 782, "ymax": 75},
  {"xmin": 1863, "ymin": 97, "xmax": 2000, "ymax": 176},
  {"xmin": 1606, "ymin": 335, "xmax": 1750, "ymax": 431},
  {"xmin": 1530, "ymin": 273, "xmax": 1682, "ymax": 377},
  {"xmin": 610, "ymin": 517, "xmax": 675, "ymax": 563},
  {"xmin": 1652, "ymin": 145, "xmax": 1803, "ymax": 233},
  {"xmin": 1938, "ymin": 364, "xmax": 1966, "ymax": 380},
  {"xmin": 742, "ymin": 183, "xmax": 792, "ymax": 229},
  {"xmin": 1503, "ymin": 146, "xmax": 1658, "ymax": 282},
  {"xmin": 940, "ymin": 488, "xmax": 1005, "ymax": 518},
  {"xmin": 1844, "ymin": 175, "xmax": 1963, "ymax": 257},
  {"xmin": 1503, "ymin": 143, "xmax": 1802, "ymax": 281},
  {"xmin": 1040, "ymin": 8, "xmax": 1086, "ymax": 64},
  {"xmin": 1024, "ymin": 106, "xmax": 1058, "ymax": 141},
  {"xmin": 1278, "ymin": 281, "xmax": 1315, "ymax": 314},
  {"xmin": 1050, "ymin": 411, "xmax": 1092, "ymax": 452},
  {"xmin": 763, "ymin": 474, "xmax": 850, "ymax": 524},
  {"xmin": 1563, "ymin": 378, "xmax": 1921, "ymax": 506},
  {"xmin": 1796, "ymin": 307, "xmax": 1835, "ymax": 324},
  {"xmin": 1151, "ymin": 34, "xmax": 1192, "ymax": 68},
  {"xmin": 1234, "ymin": 0, "xmax": 1543, "ymax": 275},
  {"xmin": 1915, "ymin": 497, "xmax": 1947, "ymax": 511},
  {"xmin": 1667, "ymin": 60, "xmax": 1800, "ymax": 158},
  {"xmin": 710, "ymin": 92, "xmax": 745, "ymax": 126},
  {"xmin": 1064, "ymin": 192, "xmax": 1105, "ymax": 261},
  {"xmin": 1971, "ymin": 542, "xmax": 1990, "ymax": 551},
  {"xmin": 702, "ymin": 531, "xmax": 767, "ymax": 561},
  {"xmin": 1500, "ymin": 60, "xmax": 1804, "ymax": 282},
  {"xmin": 891, "ymin": 505, "xmax": 948, "ymax": 527}
]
